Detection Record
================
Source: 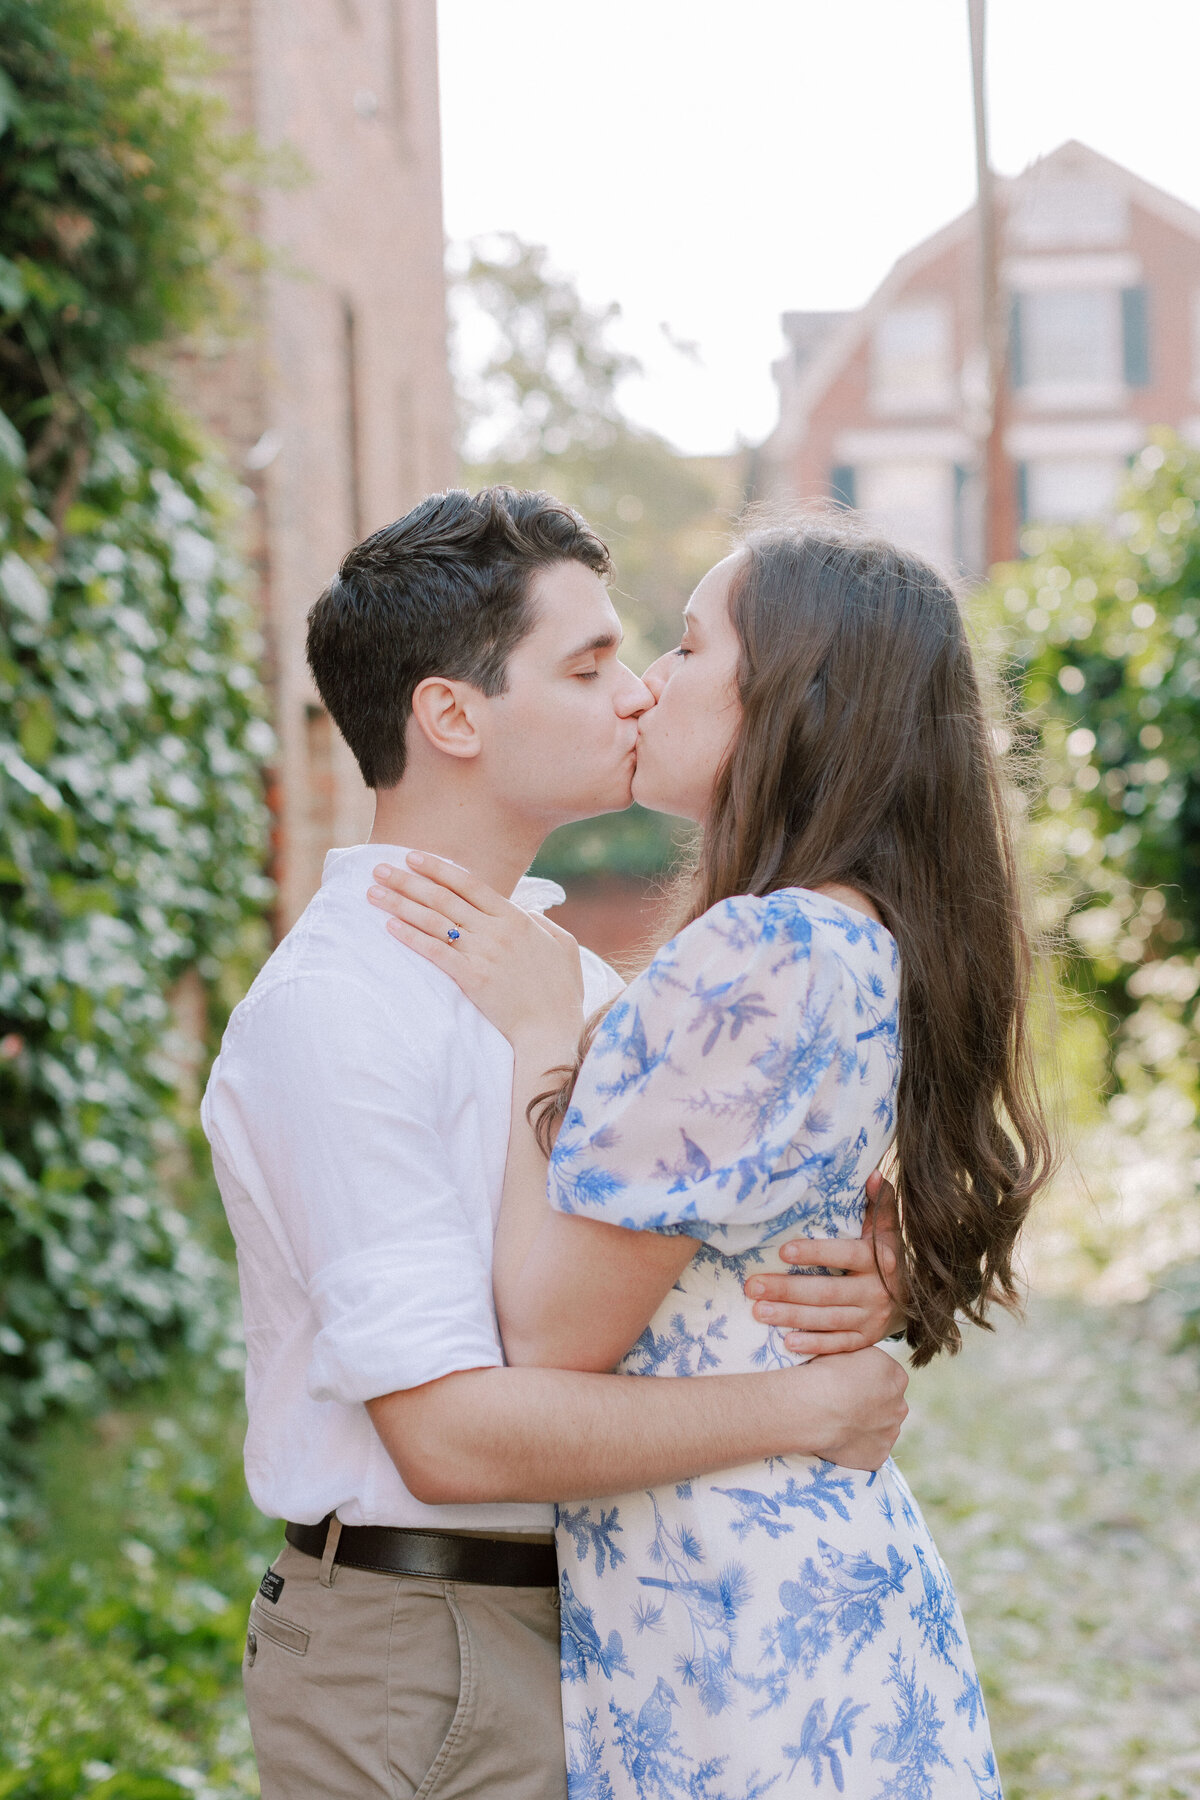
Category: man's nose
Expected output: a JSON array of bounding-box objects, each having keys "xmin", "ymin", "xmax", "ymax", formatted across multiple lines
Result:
[{"xmin": 614, "ymin": 661, "xmax": 655, "ymax": 717}]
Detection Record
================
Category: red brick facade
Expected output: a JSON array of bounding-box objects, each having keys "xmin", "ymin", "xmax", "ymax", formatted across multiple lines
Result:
[
  {"xmin": 149, "ymin": 0, "xmax": 456, "ymax": 924},
  {"xmin": 761, "ymin": 142, "xmax": 1200, "ymax": 574}
]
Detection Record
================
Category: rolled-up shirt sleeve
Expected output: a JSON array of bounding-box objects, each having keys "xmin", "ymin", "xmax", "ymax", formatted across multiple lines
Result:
[{"xmin": 207, "ymin": 970, "xmax": 504, "ymax": 1404}]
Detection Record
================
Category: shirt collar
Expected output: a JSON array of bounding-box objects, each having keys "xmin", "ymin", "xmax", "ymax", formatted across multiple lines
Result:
[{"xmin": 320, "ymin": 844, "xmax": 566, "ymax": 915}]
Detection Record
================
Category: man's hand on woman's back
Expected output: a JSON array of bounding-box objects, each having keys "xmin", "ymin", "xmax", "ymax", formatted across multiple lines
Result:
[
  {"xmin": 743, "ymin": 1170, "xmax": 909, "ymax": 1354},
  {"xmin": 794, "ymin": 1346, "xmax": 910, "ymax": 1471}
]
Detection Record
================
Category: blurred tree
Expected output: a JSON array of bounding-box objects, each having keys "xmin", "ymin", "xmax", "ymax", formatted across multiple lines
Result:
[
  {"xmin": 0, "ymin": 0, "xmax": 271, "ymax": 1439},
  {"xmin": 452, "ymin": 233, "xmax": 739, "ymax": 877},
  {"xmin": 453, "ymin": 233, "xmax": 750, "ymax": 658}
]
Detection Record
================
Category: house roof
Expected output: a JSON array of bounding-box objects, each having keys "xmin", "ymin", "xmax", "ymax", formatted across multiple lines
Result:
[{"xmin": 763, "ymin": 139, "xmax": 1200, "ymax": 459}]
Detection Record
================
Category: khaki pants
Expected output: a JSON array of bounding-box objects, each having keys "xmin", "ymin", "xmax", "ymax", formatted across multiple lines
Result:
[{"xmin": 243, "ymin": 1541, "xmax": 568, "ymax": 1800}]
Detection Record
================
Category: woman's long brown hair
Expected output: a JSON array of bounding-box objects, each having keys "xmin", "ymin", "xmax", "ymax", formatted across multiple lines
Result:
[{"xmin": 536, "ymin": 516, "xmax": 1055, "ymax": 1365}]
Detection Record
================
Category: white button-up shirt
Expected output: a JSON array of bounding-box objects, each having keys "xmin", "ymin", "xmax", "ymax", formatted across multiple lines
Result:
[{"xmin": 201, "ymin": 843, "xmax": 624, "ymax": 1532}]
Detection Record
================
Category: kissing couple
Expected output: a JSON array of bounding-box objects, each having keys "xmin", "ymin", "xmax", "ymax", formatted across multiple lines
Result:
[{"xmin": 203, "ymin": 486, "xmax": 1052, "ymax": 1799}]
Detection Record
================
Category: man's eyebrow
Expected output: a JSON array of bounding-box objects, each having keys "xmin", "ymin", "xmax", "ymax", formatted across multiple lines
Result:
[{"xmin": 561, "ymin": 630, "xmax": 622, "ymax": 661}]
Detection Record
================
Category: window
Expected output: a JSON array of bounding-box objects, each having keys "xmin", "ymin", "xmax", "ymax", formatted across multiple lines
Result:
[
  {"xmin": 855, "ymin": 460, "xmax": 955, "ymax": 567},
  {"xmin": 1013, "ymin": 289, "xmax": 1121, "ymax": 389},
  {"xmin": 871, "ymin": 302, "xmax": 953, "ymax": 415},
  {"xmin": 1020, "ymin": 456, "xmax": 1124, "ymax": 524},
  {"xmin": 1009, "ymin": 175, "xmax": 1128, "ymax": 250},
  {"xmin": 1011, "ymin": 286, "xmax": 1150, "ymax": 402}
]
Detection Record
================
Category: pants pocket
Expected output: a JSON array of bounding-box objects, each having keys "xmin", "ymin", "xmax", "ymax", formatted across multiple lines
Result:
[
  {"xmin": 385, "ymin": 1585, "xmax": 471, "ymax": 1800},
  {"xmin": 249, "ymin": 1595, "xmax": 310, "ymax": 1656}
]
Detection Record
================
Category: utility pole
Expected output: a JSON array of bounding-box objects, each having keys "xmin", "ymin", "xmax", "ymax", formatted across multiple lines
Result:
[{"xmin": 968, "ymin": 0, "xmax": 1010, "ymax": 567}]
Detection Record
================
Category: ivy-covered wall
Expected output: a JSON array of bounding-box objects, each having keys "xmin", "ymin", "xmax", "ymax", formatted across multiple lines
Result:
[{"xmin": 0, "ymin": 0, "xmax": 272, "ymax": 1437}]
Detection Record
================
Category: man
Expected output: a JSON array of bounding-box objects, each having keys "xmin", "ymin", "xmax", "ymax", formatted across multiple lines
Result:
[{"xmin": 202, "ymin": 488, "xmax": 907, "ymax": 1800}]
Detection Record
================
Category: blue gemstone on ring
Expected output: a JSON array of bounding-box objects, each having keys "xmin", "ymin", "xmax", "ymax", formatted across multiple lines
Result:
[{"xmin": 447, "ymin": 927, "xmax": 461, "ymax": 941}]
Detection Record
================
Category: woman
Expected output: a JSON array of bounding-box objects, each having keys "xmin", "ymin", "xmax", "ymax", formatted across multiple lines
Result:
[{"xmin": 369, "ymin": 519, "xmax": 1052, "ymax": 1800}]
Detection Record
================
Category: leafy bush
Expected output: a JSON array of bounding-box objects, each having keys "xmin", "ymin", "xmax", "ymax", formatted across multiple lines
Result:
[
  {"xmin": 0, "ymin": 0, "xmax": 272, "ymax": 1438},
  {"xmin": 975, "ymin": 435, "xmax": 1200, "ymax": 1292},
  {"xmin": 0, "ymin": 1353, "xmax": 275, "ymax": 1798}
]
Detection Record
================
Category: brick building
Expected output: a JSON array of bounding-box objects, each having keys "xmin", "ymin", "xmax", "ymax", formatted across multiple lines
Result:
[
  {"xmin": 760, "ymin": 141, "xmax": 1200, "ymax": 573},
  {"xmin": 151, "ymin": 0, "xmax": 456, "ymax": 925}
]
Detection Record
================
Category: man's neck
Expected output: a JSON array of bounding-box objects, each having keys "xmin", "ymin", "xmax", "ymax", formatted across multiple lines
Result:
[{"xmin": 368, "ymin": 785, "xmax": 546, "ymax": 898}]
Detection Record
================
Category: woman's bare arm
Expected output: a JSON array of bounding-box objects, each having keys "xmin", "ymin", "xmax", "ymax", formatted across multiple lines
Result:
[
  {"xmin": 494, "ymin": 1030, "xmax": 699, "ymax": 1369},
  {"xmin": 366, "ymin": 854, "xmax": 904, "ymax": 1368}
]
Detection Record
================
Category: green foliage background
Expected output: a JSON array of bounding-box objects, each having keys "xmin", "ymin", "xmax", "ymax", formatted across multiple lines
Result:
[
  {"xmin": 974, "ymin": 436, "xmax": 1200, "ymax": 1293},
  {"xmin": 0, "ymin": 0, "xmax": 271, "ymax": 1442}
]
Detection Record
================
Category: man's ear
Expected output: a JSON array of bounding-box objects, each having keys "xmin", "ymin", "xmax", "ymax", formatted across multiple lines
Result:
[{"xmin": 409, "ymin": 676, "xmax": 484, "ymax": 761}]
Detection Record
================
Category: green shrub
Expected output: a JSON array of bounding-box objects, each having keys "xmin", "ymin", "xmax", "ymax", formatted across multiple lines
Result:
[
  {"xmin": 0, "ymin": 1354, "xmax": 275, "ymax": 1798},
  {"xmin": 974, "ymin": 435, "xmax": 1200, "ymax": 1293},
  {"xmin": 0, "ymin": 0, "xmax": 272, "ymax": 1438}
]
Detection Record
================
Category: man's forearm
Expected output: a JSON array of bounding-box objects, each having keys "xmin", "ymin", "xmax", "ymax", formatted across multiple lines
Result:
[{"xmin": 368, "ymin": 1358, "xmax": 860, "ymax": 1506}]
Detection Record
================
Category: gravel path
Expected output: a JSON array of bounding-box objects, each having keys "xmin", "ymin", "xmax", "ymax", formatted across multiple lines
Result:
[{"xmin": 897, "ymin": 1299, "xmax": 1200, "ymax": 1800}]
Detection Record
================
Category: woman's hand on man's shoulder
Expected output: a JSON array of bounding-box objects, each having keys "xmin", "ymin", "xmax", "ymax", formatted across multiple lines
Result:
[{"xmin": 367, "ymin": 851, "xmax": 585, "ymax": 1055}]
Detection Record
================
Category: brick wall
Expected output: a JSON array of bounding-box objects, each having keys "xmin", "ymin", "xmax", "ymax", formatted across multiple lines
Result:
[{"xmin": 149, "ymin": 0, "xmax": 456, "ymax": 926}]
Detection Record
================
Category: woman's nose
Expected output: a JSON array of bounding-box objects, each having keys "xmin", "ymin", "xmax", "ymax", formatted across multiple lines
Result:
[
  {"xmin": 615, "ymin": 662, "xmax": 655, "ymax": 717},
  {"xmin": 640, "ymin": 655, "xmax": 669, "ymax": 699}
]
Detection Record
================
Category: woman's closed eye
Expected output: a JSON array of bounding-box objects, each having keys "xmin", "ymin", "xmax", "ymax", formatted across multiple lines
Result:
[{"xmin": 574, "ymin": 668, "xmax": 601, "ymax": 682}]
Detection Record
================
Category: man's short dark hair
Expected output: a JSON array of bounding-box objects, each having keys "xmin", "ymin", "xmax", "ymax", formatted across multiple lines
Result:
[{"xmin": 306, "ymin": 487, "xmax": 613, "ymax": 788}]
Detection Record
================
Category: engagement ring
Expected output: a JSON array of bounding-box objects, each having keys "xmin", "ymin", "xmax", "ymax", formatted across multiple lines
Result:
[{"xmin": 447, "ymin": 927, "xmax": 461, "ymax": 942}]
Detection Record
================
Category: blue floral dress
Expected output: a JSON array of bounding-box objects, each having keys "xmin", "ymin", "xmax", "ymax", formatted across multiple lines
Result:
[{"xmin": 547, "ymin": 889, "xmax": 999, "ymax": 1800}]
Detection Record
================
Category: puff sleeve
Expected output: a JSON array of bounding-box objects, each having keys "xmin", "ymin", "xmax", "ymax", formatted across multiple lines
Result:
[{"xmin": 546, "ymin": 890, "xmax": 900, "ymax": 1253}]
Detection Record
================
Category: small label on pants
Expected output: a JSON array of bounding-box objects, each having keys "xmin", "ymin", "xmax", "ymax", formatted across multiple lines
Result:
[{"xmin": 258, "ymin": 1569, "xmax": 285, "ymax": 1604}]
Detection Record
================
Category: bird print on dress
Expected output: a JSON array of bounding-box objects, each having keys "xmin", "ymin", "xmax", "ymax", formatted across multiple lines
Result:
[{"xmin": 547, "ymin": 890, "xmax": 1000, "ymax": 1798}]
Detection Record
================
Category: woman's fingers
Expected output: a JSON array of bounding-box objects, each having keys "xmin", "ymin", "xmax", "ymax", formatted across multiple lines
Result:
[
  {"xmin": 373, "ymin": 860, "xmax": 477, "ymax": 921},
  {"xmin": 404, "ymin": 850, "xmax": 508, "ymax": 916},
  {"xmin": 381, "ymin": 914, "xmax": 467, "ymax": 982},
  {"xmin": 369, "ymin": 884, "xmax": 467, "ymax": 944}
]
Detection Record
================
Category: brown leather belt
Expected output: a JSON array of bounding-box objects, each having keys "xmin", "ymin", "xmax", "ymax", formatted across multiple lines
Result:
[{"xmin": 285, "ymin": 1515, "xmax": 559, "ymax": 1587}]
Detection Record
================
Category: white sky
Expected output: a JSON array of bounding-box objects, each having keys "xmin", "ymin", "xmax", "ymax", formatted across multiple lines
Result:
[{"xmin": 437, "ymin": 0, "xmax": 1200, "ymax": 456}]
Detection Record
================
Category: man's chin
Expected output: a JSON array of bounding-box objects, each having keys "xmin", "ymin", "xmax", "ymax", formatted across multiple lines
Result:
[{"xmin": 551, "ymin": 772, "xmax": 637, "ymax": 825}]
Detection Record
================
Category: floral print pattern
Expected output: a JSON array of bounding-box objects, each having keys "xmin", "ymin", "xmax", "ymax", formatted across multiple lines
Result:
[{"xmin": 548, "ymin": 890, "xmax": 997, "ymax": 1798}]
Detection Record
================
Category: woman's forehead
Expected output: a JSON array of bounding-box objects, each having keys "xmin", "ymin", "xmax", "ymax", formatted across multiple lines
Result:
[{"xmin": 687, "ymin": 554, "xmax": 743, "ymax": 625}]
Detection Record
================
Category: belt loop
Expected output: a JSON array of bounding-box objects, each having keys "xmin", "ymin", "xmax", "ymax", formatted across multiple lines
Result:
[{"xmin": 319, "ymin": 1514, "xmax": 343, "ymax": 1587}]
